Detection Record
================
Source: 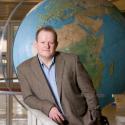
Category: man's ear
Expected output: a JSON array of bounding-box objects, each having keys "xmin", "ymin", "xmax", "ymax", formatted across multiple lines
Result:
[
  {"xmin": 56, "ymin": 41, "xmax": 58, "ymax": 47},
  {"xmin": 32, "ymin": 41, "xmax": 38, "ymax": 55}
]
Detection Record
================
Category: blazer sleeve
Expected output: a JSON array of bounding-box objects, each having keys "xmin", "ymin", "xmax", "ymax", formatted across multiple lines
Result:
[
  {"xmin": 17, "ymin": 67, "xmax": 55, "ymax": 116},
  {"xmin": 75, "ymin": 56, "xmax": 99, "ymax": 110}
]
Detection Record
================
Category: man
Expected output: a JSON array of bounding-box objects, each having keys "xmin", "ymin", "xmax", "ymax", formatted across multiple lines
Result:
[{"xmin": 17, "ymin": 26, "xmax": 101, "ymax": 125}]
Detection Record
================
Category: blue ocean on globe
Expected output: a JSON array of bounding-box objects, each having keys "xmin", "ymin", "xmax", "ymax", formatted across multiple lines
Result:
[{"xmin": 13, "ymin": 0, "xmax": 125, "ymax": 108}]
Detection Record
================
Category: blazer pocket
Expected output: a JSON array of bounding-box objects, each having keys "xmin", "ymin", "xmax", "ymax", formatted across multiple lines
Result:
[
  {"xmin": 76, "ymin": 104, "xmax": 87, "ymax": 116},
  {"xmin": 71, "ymin": 95, "xmax": 87, "ymax": 116}
]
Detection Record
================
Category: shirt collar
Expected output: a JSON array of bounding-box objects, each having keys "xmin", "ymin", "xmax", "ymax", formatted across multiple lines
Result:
[{"xmin": 37, "ymin": 54, "xmax": 55, "ymax": 68}]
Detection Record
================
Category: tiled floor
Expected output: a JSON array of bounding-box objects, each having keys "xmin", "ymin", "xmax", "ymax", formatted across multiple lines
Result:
[
  {"xmin": 0, "ymin": 119, "xmax": 27, "ymax": 125},
  {"xmin": 1, "ymin": 93, "xmax": 125, "ymax": 125},
  {"xmin": 0, "ymin": 94, "xmax": 27, "ymax": 125},
  {"xmin": 12, "ymin": 119, "xmax": 27, "ymax": 125},
  {"xmin": 0, "ymin": 121, "xmax": 6, "ymax": 125}
]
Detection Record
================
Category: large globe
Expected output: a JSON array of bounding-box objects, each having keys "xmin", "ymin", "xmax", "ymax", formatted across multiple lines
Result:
[{"xmin": 13, "ymin": 0, "xmax": 125, "ymax": 107}]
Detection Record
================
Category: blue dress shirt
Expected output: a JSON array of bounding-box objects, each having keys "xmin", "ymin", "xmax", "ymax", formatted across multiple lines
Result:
[{"xmin": 38, "ymin": 55, "xmax": 64, "ymax": 114}]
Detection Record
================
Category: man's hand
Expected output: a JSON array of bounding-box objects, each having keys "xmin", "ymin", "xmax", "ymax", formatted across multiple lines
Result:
[
  {"xmin": 90, "ymin": 109, "xmax": 101, "ymax": 121},
  {"xmin": 49, "ymin": 107, "xmax": 64, "ymax": 124}
]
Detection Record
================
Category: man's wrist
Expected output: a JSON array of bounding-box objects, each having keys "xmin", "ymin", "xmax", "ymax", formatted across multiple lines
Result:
[{"xmin": 89, "ymin": 109, "xmax": 101, "ymax": 120}]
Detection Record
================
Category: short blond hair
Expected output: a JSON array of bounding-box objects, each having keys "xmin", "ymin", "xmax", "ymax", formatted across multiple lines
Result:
[{"xmin": 35, "ymin": 26, "xmax": 57, "ymax": 43}]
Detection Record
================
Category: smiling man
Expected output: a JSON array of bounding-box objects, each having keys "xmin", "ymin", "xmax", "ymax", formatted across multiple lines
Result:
[{"xmin": 17, "ymin": 26, "xmax": 101, "ymax": 125}]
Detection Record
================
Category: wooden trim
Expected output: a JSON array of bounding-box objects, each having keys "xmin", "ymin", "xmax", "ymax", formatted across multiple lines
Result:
[{"xmin": 0, "ymin": 0, "xmax": 41, "ymax": 3}]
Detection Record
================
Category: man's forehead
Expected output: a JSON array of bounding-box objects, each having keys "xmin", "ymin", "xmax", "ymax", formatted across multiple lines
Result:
[
  {"xmin": 38, "ymin": 30, "xmax": 54, "ymax": 38},
  {"xmin": 39, "ymin": 30, "xmax": 54, "ymax": 35}
]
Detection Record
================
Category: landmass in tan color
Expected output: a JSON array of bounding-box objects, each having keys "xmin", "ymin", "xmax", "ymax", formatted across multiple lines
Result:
[{"xmin": 57, "ymin": 23, "xmax": 87, "ymax": 49}]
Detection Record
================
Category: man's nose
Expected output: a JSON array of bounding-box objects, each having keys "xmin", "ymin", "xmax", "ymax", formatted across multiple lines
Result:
[{"xmin": 45, "ymin": 42, "xmax": 50, "ymax": 48}]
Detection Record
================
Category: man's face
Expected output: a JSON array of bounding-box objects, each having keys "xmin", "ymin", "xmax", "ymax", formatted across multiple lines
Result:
[{"xmin": 35, "ymin": 30, "xmax": 57, "ymax": 59}]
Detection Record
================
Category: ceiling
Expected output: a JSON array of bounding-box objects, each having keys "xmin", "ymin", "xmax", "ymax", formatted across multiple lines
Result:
[
  {"xmin": 0, "ymin": 0, "xmax": 41, "ymax": 20},
  {"xmin": 112, "ymin": 0, "xmax": 125, "ymax": 12},
  {"xmin": 0, "ymin": 0, "xmax": 125, "ymax": 20}
]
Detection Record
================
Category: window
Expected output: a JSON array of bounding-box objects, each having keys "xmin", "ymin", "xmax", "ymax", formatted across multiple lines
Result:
[{"xmin": 0, "ymin": 20, "xmax": 20, "ymax": 91}]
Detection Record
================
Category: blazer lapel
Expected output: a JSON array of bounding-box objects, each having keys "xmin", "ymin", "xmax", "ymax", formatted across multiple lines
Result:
[
  {"xmin": 55, "ymin": 53, "xmax": 65, "ymax": 99},
  {"xmin": 30, "ymin": 56, "xmax": 55, "ymax": 101}
]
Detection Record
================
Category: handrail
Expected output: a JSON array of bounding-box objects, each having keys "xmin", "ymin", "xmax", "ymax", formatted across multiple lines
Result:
[
  {"xmin": 26, "ymin": 107, "xmax": 58, "ymax": 125},
  {"xmin": 0, "ymin": 90, "xmax": 21, "ymax": 95},
  {"xmin": 16, "ymin": 94, "xmax": 58, "ymax": 125},
  {"xmin": 0, "ymin": 91, "xmax": 58, "ymax": 125}
]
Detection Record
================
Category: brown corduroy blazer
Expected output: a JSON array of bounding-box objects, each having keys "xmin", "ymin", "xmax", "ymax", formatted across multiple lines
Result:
[{"xmin": 17, "ymin": 52, "xmax": 99, "ymax": 125}]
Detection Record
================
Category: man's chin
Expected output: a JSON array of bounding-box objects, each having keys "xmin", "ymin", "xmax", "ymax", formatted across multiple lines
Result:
[{"xmin": 40, "ymin": 54, "xmax": 54, "ymax": 59}]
